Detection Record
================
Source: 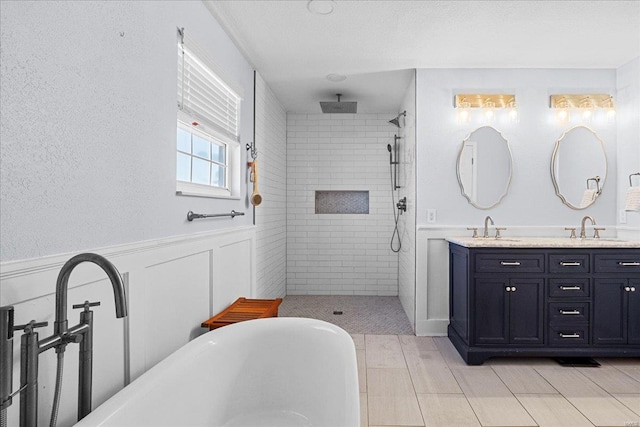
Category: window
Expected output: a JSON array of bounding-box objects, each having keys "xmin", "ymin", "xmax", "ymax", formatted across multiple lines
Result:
[{"xmin": 176, "ymin": 28, "xmax": 242, "ymax": 199}]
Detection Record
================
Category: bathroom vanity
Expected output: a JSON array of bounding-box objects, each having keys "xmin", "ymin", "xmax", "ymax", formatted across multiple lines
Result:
[{"xmin": 447, "ymin": 237, "xmax": 640, "ymax": 365}]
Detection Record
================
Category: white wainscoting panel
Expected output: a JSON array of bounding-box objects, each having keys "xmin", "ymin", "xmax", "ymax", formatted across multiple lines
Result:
[
  {"xmin": 0, "ymin": 226, "xmax": 256, "ymax": 427},
  {"xmin": 141, "ymin": 251, "xmax": 211, "ymax": 371}
]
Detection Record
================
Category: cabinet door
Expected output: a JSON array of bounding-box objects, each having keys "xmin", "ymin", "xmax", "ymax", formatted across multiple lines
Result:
[
  {"xmin": 628, "ymin": 279, "xmax": 640, "ymax": 345},
  {"xmin": 474, "ymin": 278, "xmax": 509, "ymax": 345},
  {"xmin": 593, "ymin": 279, "xmax": 627, "ymax": 345},
  {"xmin": 509, "ymin": 278, "xmax": 544, "ymax": 345}
]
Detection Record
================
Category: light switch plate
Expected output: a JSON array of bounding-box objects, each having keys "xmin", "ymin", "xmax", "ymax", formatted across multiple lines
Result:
[{"xmin": 619, "ymin": 209, "xmax": 627, "ymax": 224}]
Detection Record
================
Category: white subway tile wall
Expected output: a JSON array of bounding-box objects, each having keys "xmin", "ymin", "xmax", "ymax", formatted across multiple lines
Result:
[
  {"xmin": 254, "ymin": 74, "xmax": 287, "ymax": 298},
  {"xmin": 286, "ymin": 113, "xmax": 399, "ymax": 295}
]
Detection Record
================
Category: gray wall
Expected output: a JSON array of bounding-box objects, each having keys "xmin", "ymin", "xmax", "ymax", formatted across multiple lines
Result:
[
  {"xmin": 616, "ymin": 58, "xmax": 640, "ymax": 234},
  {"xmin": 0, "ymin": 0, "xmax": 255, "ymax": 262},
  {"xmin": 416, "ymin": 68, "xmax": 618, "ymax": 229}
]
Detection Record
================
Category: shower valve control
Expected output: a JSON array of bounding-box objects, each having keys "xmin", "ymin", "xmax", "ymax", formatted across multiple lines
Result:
[{"xmin": 396, "ymin": 197, "xmax": 407, "ymax": 213}]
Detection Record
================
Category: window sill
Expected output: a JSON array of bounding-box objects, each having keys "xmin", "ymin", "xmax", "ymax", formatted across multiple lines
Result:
[
  {"xmin": 176, "ymin": 190, "xmax": 241, "ymax": 200},
  {"xmin": 176, "ymin": 182, "xmax": 239, "ymax": 200}
]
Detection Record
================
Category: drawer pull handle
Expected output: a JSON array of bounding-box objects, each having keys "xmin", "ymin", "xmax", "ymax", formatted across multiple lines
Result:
[
  {"xmin": 618, "ymin": 262, "xmax": 640, "ymax": 266},
  {"xmin": 559, "ymin": 286, "xmax": 581, "ymax": 291},
  {"xmin": 632, "ymin": 287, "xmax": 636, "ymax": 292},
  {"xmin": 559, "ymin": 310, "xmax": 581, "ymax": 315},
  {"xmin": 559, "ymin": 333, "xmax": 581, "ymax": 338},
  {"xmin": 500, "ymin": 261, "xmax": 521, "ymax": 266},
  {"xmin": 560, "ymin": 261, "xmax": 581, "ymax": 266}
]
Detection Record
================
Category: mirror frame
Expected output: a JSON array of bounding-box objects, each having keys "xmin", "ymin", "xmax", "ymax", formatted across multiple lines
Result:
[
  {"xmin": 456, "ymin": 126, "xmax": 513, "ymax": 210},
  {"xmin": 550, "ymin": 125, "xmax": 607, "ymax": 210}
]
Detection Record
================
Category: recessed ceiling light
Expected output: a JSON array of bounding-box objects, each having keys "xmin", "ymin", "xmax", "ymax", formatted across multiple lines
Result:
[
  {"xmin": 326, "ymin": 73, "xmax": 346, "ymax": 82},
  {"xmin": 307, "ymin": 0, "xmax": 336, "ymax": 15}
]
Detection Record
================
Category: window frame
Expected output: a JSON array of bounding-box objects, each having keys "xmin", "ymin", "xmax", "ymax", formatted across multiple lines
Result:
[{"xmin": 175, "ymin": 28, "xmax": 242, "ymax": 200}]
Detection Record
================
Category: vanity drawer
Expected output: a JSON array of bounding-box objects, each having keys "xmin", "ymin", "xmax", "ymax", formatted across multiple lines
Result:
[
  {"xmin": 475, "ymin": 254, "xmax": 545, "ymax": 273},
  {"xmin": 594, "ymin": 254, "xmax": 640, "ymax": 273},
  {"xmin": 549, "ymin": 254, "xmax": 590, "ymax": 274},
  {"xmin": 548, "ymin": 278, "xmax": 590, "ymax": 298},
  {"xmin": 548, "ymin": 325, "xmax": 589, "ymax": 346},
  {"xmin": 549, "ymin": 302, "xmax": 589, "ymax": 323}
]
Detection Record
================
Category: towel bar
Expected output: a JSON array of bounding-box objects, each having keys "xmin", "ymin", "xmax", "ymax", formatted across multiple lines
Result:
[{"xmin": 187, "ymin": 210, "xmax": 245, "ymax": 221}]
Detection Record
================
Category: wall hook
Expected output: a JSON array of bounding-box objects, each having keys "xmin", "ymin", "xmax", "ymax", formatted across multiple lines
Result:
[{"xmin": 246, "ymin": 142, "xmax": 257, "ymax": 159}]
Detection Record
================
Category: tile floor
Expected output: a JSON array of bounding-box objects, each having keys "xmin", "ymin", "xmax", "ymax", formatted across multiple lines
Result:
[{"xmin": 354, "ymin": 334, "xmax": 640, "ymax": 427}]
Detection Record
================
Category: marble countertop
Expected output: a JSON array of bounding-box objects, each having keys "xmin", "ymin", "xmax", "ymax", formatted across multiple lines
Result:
[{"xmin": 446, "ymin": 236, "xmax": 640, "ymax": 248}]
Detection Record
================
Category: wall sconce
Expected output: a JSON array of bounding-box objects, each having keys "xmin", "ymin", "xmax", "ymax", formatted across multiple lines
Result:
[
  {"xmin": 454, "ymin": 94, "xmax": 516, "ymax": 124},
  {"xmin": 550, "ymin": 94, "xmax": 615, "ymax": 125}
]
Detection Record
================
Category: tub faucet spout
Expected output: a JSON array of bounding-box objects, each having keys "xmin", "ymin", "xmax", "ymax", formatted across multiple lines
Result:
[
  {"xmin": 54, "ymin": 253, "xmax": 127, "ymax": 347},
  {"xmin": 580, "ymin": 216, "xmax": 596, "ymax": 239}
]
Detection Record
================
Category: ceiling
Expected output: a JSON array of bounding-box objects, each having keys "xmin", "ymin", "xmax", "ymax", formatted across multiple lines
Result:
[{"xmin": 205, "ymin": 0, "xmax": 640, "ymax": 114}]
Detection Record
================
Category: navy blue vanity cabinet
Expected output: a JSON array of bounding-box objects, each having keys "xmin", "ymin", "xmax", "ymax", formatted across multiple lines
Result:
[
  {"xmin": 448, "ymin": 243, "xmax": 640, "ymax": 365},
  {"xmin": 474, "ymin": 277, "xmax": 544, "ymax": 346}
]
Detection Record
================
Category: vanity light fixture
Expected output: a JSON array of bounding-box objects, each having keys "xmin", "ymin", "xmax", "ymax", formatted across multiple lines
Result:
[
  {"xmin": 604, "ymin": 96, "xmax": 616, "ymax": 123},
  {"xmin": 550, "ymin": 94, "xmax": 615, "ymax": 125},
  {"xmin": 456, "ymin": 98, "xmax": 471, "ymax": 123},
  {"xmin": 483, "ymin": 99, "xmax": 496, "ymax": 123},
  {"xmin": 554, "ymin": 97, "xmax": 571, "ymax": 124},
  {"xmin": 507, "ymin": 98, "xmax": 519, "ymax": 124},
  {"xmin": 579, "ymin": 97, "xmax": 595, "ymax": 123},
  {"xmin": 454, "ymin": 94, "xmax": 516, "ymax": 124}
]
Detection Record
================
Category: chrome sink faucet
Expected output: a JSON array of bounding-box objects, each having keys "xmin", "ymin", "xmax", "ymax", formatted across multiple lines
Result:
[
  {"xmin": 483, "ymin": 216, "xmax": 494, "ymax": 238},
  {"xmin": 580, "ymin": 215, "xmax": 596, "ymax": 239}
]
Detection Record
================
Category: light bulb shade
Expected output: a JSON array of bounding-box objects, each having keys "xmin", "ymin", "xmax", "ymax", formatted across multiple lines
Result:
[
  {"xmin": 509, "ymin": 108, "xmax": 519, "ymax": 123},
  {"xmin": 556, "ymin": 108, "xmax": 570, "ymax": 124}
]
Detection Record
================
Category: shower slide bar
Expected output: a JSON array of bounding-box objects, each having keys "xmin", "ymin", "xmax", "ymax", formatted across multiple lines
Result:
[{"xmin": 187, "ymin": 210, "xmax": 245, "ymax": 221}]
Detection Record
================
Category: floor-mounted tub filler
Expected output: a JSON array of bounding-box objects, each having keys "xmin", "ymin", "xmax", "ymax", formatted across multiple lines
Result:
[{"xmin": 75, "ymin": 317, "xmax": 360, "ymax": 427}]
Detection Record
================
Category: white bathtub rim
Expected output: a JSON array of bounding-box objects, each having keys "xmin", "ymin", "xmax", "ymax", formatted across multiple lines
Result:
[{"xmin": 77, "ymin": 317, "xmax": 359, "ymax": 426}]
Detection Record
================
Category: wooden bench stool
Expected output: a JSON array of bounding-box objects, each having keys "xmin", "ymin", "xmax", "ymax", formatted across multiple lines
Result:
[{"xmin": 201, "ymin": 297, "xmax": 283, "ymax": 330}]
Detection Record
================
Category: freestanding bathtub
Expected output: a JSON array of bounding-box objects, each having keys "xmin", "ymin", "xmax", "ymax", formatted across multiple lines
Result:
[{"xmin": 75, "ymin": 317, "xmax": 360, "ymax": 426}]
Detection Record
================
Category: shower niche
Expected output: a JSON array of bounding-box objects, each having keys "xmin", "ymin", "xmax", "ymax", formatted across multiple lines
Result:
[{"xmin": 315, "ymin": 191, "xmax": 369, "ymax": 214}]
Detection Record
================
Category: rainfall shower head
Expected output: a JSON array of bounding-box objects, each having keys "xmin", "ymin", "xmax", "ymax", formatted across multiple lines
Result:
[
  {"xmin": 320, "ymin": 93, "xmax": 357, "ymax": 114},
  {"xmin": 388, "ymin": 111, "xmax": 407, "ymax": 128}
]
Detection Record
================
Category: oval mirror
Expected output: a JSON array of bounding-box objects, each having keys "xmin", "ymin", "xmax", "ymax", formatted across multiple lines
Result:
[
  {"xmin": 456, "ymin": 126, "xmax": 513, "ymax": 209},
  {"xmin": 551, "ymin": 126, "xmax": 607, "ymax": 210}
]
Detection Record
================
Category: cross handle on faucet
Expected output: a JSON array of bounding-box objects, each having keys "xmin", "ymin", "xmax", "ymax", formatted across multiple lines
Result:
[
  {"xmin": 72, "ymin": 300, "xmax": 101, "ymax": 312},
  {"xmin": 14, "ymin": 320, "xmax": 49, "ymax": 334}
]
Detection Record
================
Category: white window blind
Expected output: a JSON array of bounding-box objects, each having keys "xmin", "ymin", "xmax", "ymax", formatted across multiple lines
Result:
[{"xmin": 177, "ymin": 28, "xmax": 241, "ymax": 142}]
